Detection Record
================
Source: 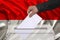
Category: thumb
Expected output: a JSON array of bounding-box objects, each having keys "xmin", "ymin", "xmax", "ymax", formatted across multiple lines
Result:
[{"xmin": 29, "ymin": 11, "xmax": 36, "ymax": 17}]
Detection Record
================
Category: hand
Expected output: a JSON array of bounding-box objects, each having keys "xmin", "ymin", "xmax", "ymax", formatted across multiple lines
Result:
[{"xmin": 27, "ymin": 6, "xmax": 38, "ymax": 17}]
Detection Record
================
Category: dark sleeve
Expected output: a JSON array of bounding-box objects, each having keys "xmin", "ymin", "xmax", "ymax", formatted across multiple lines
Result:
[{"xmin": 36, "ymin": 0, "xmax": 60, "ymax": 12}]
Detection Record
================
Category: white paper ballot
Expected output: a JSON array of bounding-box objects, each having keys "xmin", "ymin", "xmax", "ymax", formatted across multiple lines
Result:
[
  {"xmin": 15, "ymin": 14, "xmax": 42, "ymax": 29},
  {"xmin": 15, "ymin": 14, "xmax": 42, "ymax": 40}
]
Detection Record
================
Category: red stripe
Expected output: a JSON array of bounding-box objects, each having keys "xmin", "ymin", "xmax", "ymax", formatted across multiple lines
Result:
[{"xmin": 0, "ymin": 0, "xmax": 60, "ymax": 20}]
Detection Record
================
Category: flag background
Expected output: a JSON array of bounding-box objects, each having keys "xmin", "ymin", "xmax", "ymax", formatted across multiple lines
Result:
[{"xmin": 0, "ymin": 0, "xmax": 60, "ymax": 20}]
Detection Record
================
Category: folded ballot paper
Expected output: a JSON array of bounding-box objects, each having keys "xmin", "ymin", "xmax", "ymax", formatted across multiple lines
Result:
[
  {"xmin": 15, "ymin": 14, "xmax": 42, "ymax": 29},
  {"xmin": 15, "ymin": 13, "xmax": 42, "ymax": 40}
]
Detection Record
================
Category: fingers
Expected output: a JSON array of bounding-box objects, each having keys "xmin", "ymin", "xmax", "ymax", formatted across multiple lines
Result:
[
  {"xmin": 29, "ymin": 11, "xmax": 36, "ymax": 17},
  {"xmin": 27, "ymin": 6, "xmax": 35, "ymax": 17},
  {"xmin": 27, "ymin": 6, "xmax": 38, "ymax": 17},
  {"xmin": 27, "ymin": 6, "xmax": 33, "ymax": 14}
]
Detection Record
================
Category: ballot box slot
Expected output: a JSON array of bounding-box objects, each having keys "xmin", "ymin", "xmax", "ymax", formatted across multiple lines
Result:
[{"xmin": 15, "ymin": 28, "xmax": 47, "ymax": 30}]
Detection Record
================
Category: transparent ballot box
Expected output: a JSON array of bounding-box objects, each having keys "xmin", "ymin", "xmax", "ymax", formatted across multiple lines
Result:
[{"xmin": 14, "ymin": 23, "xmax": 55, "ymax": 40}]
